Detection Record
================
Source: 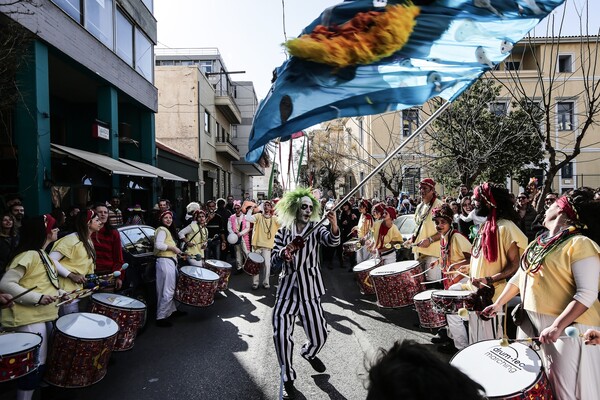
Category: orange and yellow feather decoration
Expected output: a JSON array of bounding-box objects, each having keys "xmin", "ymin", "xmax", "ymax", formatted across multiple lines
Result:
[{"xmin": 285, "ymin": 3, "xmax": 420, "ymax": 69}]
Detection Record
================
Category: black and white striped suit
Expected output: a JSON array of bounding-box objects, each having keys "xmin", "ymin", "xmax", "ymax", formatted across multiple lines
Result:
[{"xmin": 271, "ymin": 221, "xmax": 340, "ymax": 383}]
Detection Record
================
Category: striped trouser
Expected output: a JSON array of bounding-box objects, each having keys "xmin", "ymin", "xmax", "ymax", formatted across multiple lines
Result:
[{"xmin": 272, "ymin": 287, "xmax": 328, "ymax": 382}]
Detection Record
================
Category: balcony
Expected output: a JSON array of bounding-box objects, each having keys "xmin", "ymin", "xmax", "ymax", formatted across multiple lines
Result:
[
  {"xmin": 215, "ymin": 90, "xmax": 242, "ymax": 124},
  {"xmin": 215, "ymin": 134, "xmax": 240, "ymax": 161}
]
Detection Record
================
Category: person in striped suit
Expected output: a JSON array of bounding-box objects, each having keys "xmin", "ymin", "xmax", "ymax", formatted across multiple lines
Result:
[{"xmin": 271, "ymin": 187, "xmax": 340, "ymax": 399}]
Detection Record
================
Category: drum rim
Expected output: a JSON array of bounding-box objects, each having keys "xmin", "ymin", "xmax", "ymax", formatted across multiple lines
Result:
[
  {"xmin": 55, "ymin": 312, "xmax": 119, "ymax": 338},
  {"xmin": 205, "ymin": 259, "xmax": 232, "ymax": 269},
  {"xmin": 431, "ymin": 290, "xmax": 474, "ymax": 298},
  {"xmin": 247, "ymin": 252, "xmax": 265, "ymax": 262},
  {"xmin": 370, "ymin": 263, "xmax": 420, "ymax": 276},
  {"xmin": 450, "ymin": 339, "xmax": 545, "ymax": 397},
  {"xmin": 0, "ymin": 332, "xmax": 42, "ymax": 357},
  {"xmin": 179, "ymin": 266, "xmax": 220, "ymax": 281},
  {"xmin": 413, "ymin": 289, "xmax": 437, "ymax": 300},
  {"xmin": 91, "ymin": 293, "xmax": 146, "ymax": 310}
]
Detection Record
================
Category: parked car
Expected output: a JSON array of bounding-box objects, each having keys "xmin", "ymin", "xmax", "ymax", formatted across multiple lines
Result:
[
  {"xmin": 394, "ymin": 214, "xmax": 416, "ymax": 261},
  {"xmin": 118, "ymin": 225, "xmax": 157, "ymax": 308}
]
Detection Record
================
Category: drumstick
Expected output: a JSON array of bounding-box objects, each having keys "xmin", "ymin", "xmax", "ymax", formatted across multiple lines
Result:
[
  {"xmin": 452, "ymin": 270, "xmax": 491, "ymax": 289},
  {"xmin": 420, "ymin": 278, "xmax": 448, "ymax": 284},
  {"xmin": 9, "ymin": 286, "xmax": 39, "ymax": 303},
  {"xmin": 55, "ymin": 285, "xmax": 99, "ymax": 307},
  {"xmin": 499, "ymin": 327, "xmax": 582, "ymax": 347},
  {"xmin": 411, "ymin": 267, "xmax": 432, "ymax": 278}
]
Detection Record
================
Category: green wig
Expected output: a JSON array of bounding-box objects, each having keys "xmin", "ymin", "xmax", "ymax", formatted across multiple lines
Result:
[{"xmin": 275, "ymin": 187, "xmax": 322, "ymax": 229}]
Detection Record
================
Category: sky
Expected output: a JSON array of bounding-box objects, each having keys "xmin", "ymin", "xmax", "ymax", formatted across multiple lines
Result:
[{"xmin": 154, "ymin": 0, "xmax": 600, "ymax": 102}]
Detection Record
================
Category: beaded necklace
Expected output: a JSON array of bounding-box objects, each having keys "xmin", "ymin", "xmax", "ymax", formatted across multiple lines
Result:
[
  {"xmin": 521, "ymin": 226, "xmax": 579, "ymax": 274},
  {"xmin": 262, "ymin": 215, "xmax": 274, "ymax": 239},
  {"xmin": 440, "ymin": 228, "xmax": 454, "ymax": 269},
  {"xmin": 471, "ymin": 224, "xmax": 483, "ymax": 258},
  {"xmin": 37, "ymin": 250, "xmax": 60, "ymax": 289}
]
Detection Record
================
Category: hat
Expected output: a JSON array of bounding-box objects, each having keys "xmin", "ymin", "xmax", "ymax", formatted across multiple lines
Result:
[
  {"xmin": 233, "ymin": 200, "xmax": 242, "ymax": 208},
  {"xmin": 431, "ymin": 204, "xmax": 454, "ymax": 223},
  {"xmin": 186, "ymin": 202, "xmax": 201, "ymax": 214},
  {"xmin": 385, "ymin": 207, "xmax": 397, "ymax": 220},
  {"xmin": 419, "ymin": 178, "xmax": 436, "ymax": 189},
  {"xmin": 128, "ymin": 204, "xmax": 145, "ymax": 212},
  {"xmin": 44, "ymin": 214, "xmax": 56, "ymax": 234}
]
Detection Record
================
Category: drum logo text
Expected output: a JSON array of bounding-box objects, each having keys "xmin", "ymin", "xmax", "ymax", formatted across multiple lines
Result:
[{"xmin": 484, "ymin": 348, "xmax": 527, "ymax": 373}]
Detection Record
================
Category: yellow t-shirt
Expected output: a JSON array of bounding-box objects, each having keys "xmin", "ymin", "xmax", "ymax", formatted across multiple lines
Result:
[
  {"xmin": 465, "ymin": 219, "xmax": 528, "ymax": 301},
  {"xmin": 357, "ymin": 214, "xmax": 373, "ymax": 239},
  {"xmin": 185, "ymin": 222, "xmax": 208, "ymax": 257},
  {"xmin": 446, "ymin": 231, "xmax": 472, "ymax": 266},
  {"xmin": 372, "ymin": 221, "xmax": 403, "ymax": 250},
  {"xmin": 155, "ymin": 226, "xmax": 178, "ymax": 258},
  {"xmin": 412, "ymin": 198, "xmax": 443, "ymax": 258},
  {"xmin": 515, "ymin": 235, "xmax": 600, "ymax": 326},
  {"xmin": 0, "ymin": 251, "xmax": 60, "ymax": 327},
  {"xmin": 251, "ymin": 214, "xmax": 280, "ymax": 249},
  {"xmin": 51, "ymin": 233, "xmax": 95, "ymax": 292}
]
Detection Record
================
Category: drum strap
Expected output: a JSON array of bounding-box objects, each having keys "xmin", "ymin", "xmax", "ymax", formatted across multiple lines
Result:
[{"xmin": 37, "ymin": 250, "xmax": 60, "ymax": 289}]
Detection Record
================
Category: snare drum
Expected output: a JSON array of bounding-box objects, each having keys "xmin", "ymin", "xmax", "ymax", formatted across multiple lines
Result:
[
  {"xmin": 431, "ymin": 290, "xmax": 476, "ymax": 314},
  {"xmin": 45, "ymin": 312, "xmax": 119, "ymax": 387},
  {"xmin": 450, "ymin": 340, "xmax": 554, "ymax": 400},
  {"xmin": 413, "ymin": 290, "xmax": 447, "ymax": 329},
  {"xmin": 243, "ymin": 252, "xmax": 265, "ymax": 276},
  {"xmin": 90, "ymin": 293, "xmax": 146, "ymax": 351},
  {"xmin": 352, "ymin": 258, "xmax": 381, "ymax": 295},
  {"xmin": 370, "ymin": 261, "xmax": 424, "ymax": 308},
  {"xmin": 204, "ymin": 259, "xmax": 233, "ymax": 291},
  {"xmin": 175, "ymin": 267, "xmax": 219, "ymax": 307},
  {"xmin": 343, "ymin": 239, "xmax": 360, "ymax": 255},
  {"xmin": 0, "ymin": 332, "xmax": 42, "ymax": 382}
]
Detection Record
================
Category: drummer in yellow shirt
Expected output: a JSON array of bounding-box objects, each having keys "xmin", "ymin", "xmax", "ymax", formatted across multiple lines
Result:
[
  {"xmin": 0, "ymin": 215, "xmax": 61, "ymax": 400},
  {"xmin": 50, "ymin": 209, "xmax": 102, "ymax": 315},
  {"xmin": 368, "ymin": 207, "xmax": 403, "ymax": 265},
  {"xmin": 246, "ymin": 200, "xmax": 280, "ymax": 290}
]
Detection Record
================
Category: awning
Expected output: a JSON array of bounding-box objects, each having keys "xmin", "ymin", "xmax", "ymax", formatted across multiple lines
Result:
[
  {"xmin": 232, "ymin": 161, "xmax": 265, "ymax": 176},
  {"xmin": 120, "ymin": 158, "xmax": 187, "ymax": 182},
  {"xmin": 51, "ymin": 144, "xmax": 156, "ymax": 178},
  {"xmin": 201, "ymin": 159, "xmax": 223, "ymax": 169}
]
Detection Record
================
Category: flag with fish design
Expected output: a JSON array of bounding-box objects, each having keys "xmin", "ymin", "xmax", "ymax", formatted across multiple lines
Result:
[{"xmin": 247, "ymin": 0, "xmax": 565, "ymax": 163}]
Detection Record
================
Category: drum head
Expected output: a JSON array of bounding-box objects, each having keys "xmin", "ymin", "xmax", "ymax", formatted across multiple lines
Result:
[
  {"xmin": 56, "ymin": 312, "xmax": 119, "ymax": 339},
  {"xmin": 0, "ymin": 332, "xmax": 42, "ymax": 356},
  {"xmin": 344, "ymin": 239, "xmax": 359, "ymax": 245},
  {"xmin": 450, "ymin": 340, "xmax": 542, "ymax": 397},
  {"xmin": 413, "ymin": 289, "xmax": 436, "ymax": 301},
  {"xmin": 92, "ymin": 293, "xmax": 146, "ymax": 310},
  {"xmin": 248, "ymin": 252, "xmax": 265, "ymax": 263},
  {"xmin": 206, "ymin": 259, "xmax": 232, "ymax": 269},
  {"xmin": 180, "ymin": 266, "xmax": 219, "ymax": 281},
  {"xmin": 353, "ymin": 259, "xmax": 380, "ymax": 272},
  {"xmin": 370, "ymin": 260, "xmax": 419, "ymax": 276},
  {"xmin": 432, "ymin": 290, "xmax": 472, "ymax": 298}
]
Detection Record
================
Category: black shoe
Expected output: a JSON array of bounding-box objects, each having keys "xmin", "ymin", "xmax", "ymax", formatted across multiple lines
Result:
[
  {"xmin": 155, "ymin": 319, "xmax": 173, "ymax": 327},
  {"xmin": 283, "ymin": 381, "xmax": 296, "ymax": 399},
  {"xmin": 303, "ymin": 355, "xmax": 326, "ymax": 373},
  {"xmin": 235, "ymin": 268, "xmax": 244, "ymax": 275},
  {"xmin": 437, "ymin": 343, "xmax": 459, "ymax": 355},
  {"xmin": 170, "ymin": 310, "xmax": 187, "ymax": 318},
  {"xmin": 430, "ymin": 329, "xmax": 451, "ymax": 344}
]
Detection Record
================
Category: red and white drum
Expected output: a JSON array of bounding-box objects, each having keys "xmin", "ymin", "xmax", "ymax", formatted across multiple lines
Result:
[
  {"xmin": 431, "ymin": 290, "xmax": 476, "ymax": 314},
  {"xmin": 0, "ymin": 332, "xmax": 41, "ymax": 382},
  {"xmin": 90, "ymin": 293, "xmax": 146, "ymax": 351},
  {"xmin": 243, "ymin": 252, "xmax": 265, "ymax": 276},
  {"xmin": 45, "ymin": 312, "xmax": 118, "ymax": 387},
  {"xmin": 204, "ymin": 259, "xmax": 233, "ymax": 291},
  {"xmin": 413, "ymin": 290, "xmax": 447, "ymax": 329},
  {"xmin": 175, "ymin": 266, "xmax": 219, "ymax": 307},
  {"xmin": 343, "ymin": 239, "xmax": 360, "ymax": 255},
  {"xmin": 370, "ymin": 261, "xmax": 424, "ymax": 308},
  {"xmin": 451, "ymin": 340, "xmax": 554, "ymax": 400},
  {"xmin": 352, "ymin": 258, "xmax": 381, "ymax": 295}
]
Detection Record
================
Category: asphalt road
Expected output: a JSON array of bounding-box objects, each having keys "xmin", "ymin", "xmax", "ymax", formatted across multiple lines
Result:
[{"xmin": 1, "ymin": 257, "xmax": 450, "ymax": 400}]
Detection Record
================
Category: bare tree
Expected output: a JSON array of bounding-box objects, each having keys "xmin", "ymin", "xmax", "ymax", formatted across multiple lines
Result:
[{"xmin": 492, "ymin": 2, "xmax": 600, "ymax": 211}]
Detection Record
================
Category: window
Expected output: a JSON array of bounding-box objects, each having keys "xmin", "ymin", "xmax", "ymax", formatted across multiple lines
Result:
[
  {"xmin": 561, "ymin": 162, "xmax": 573, "ymax": 179},
  {"xmin": 558, "ymin": 55, "xmax": 573, "ymax": 73},
  {"xmin": 402, "ymin": 109, "xmax": 419, "ymax": 137},
  {"xmin": 215, "ymin": 122, "xmax": 221, "ymax": 141},
  {"xmin": 204, "ymin": 111, "xmax": 211, "ymax": 135},
  {"xmin": 135, "ymin": 28, "xmax": 153, "ymax": 81},
  {"xmin": 52, "ymin": 0, "xmax": 82, "ymax": 22},
  {"xmin": 359, "ymin": 118, "xmax": 364, "ymax": 145},
  {"xmin": 199, "ymin": 61, "xmax": 213, "ymax": 74},
  {"xmin": 116, "ymin": 9, "xmax": 133, "ymax": 66},
  {"xmin": 232, "ymin": 125, "xmax": 238, "ymax": 138},
  {"xmin": 505, "ymin": 61, "xmax": 520, "ymax": 71},
  {"xmin": 84, "ymin": 0, "xmax": 113, "ymax": 48},
  {"xmin": 141, "ymin": 0, "xmax": 153, "ymax": 12},
  {"xmin": 490, "ymin": 102, "xmax": 508, "ymax": 116},
  {"xmin": 557, "ymin": 102, "xmax": 574, "ymax": 131}
]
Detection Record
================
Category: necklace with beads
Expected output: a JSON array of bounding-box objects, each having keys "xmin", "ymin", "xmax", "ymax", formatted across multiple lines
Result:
[
  {"xmin": 262, "ymin": 215, "xmax": 274, "ymax": 239},
  {"xmin": 440, "ymin": 228, "xmax": 454, "ymax": 269},
  {"xmin": 37, "ymin": 250, "xmax": 60, "ymax": 289},
  {"xmin": 521, "ymin": 226, "xmax": 578, "ymax": 274}
]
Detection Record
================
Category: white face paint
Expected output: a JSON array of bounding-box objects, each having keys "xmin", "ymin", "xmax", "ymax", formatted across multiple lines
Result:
[{"xmin": 296, "ymin": 196, "xmax": 314, "ymax": 224}]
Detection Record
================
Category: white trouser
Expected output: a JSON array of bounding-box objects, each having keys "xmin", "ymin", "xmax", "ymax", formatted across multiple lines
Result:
[
  {"xmin": 156, "ymin": 257, "xmax": 178, "ymax": 320},
  {"xmin": 15, "ymin": 322, "xmax": 53, "ymax": 400},
  {"xmin": 419, "ymin": 255, "xmax": 441, "ymax": 281},
  {"xmin": 380, "ymin": 251, "xmax": 396, "ymax": 265},
  {"xmin": 235, "ymin": 241, "xmax": 249, "ymax": 270},
  {"xmin": 252, "ymin": 247, "xmax": 272, "ymax": 286}
]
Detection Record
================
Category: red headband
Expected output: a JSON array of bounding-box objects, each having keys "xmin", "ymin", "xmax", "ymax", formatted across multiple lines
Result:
[
  {"xmin": 86, "ymin": 209, "xmax": 96, "ymax": 223},
  {"xmin": 556, "ymin": 196, "xmax": 579, "ymax": 222},
  {"xmin": 385, "ymin": 207, "xmax": 397, "ymax": 220},
  {"xmin": 431, "ymin": 206, "xmax": 453, "ymax": 223},
  {"xmin": 160, "ymin": 211, "xmax": 173, "ymax": 221}
]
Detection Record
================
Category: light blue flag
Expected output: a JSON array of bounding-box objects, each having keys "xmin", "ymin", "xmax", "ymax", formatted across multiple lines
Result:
[{"xmin": 246, "ymin": 0, "xmax": 565, "ymax": 163}]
